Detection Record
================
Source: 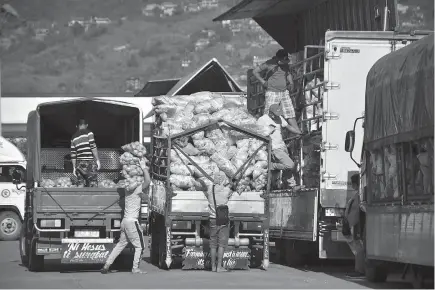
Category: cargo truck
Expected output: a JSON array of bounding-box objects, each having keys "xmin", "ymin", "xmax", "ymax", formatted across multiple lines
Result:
[
  {"xmin": 148, "ymin": 94, "xmax": 271, "ymax": 270},
  {"xmin": 247, "ymin": 31, "xmax": 426, "ymax": 265},
  {"xmin": 344, "ymin": 33, "xmax": 434, "ymax": 288},
  {"xmin": 12, "ymin": 98, "xmax": 146, "ymax": 272}
]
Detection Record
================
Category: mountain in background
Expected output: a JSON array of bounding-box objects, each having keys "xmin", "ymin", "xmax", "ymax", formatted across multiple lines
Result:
[{"xmin": 0, "ymin": 0, "xmax": 281, "ymax": 94}]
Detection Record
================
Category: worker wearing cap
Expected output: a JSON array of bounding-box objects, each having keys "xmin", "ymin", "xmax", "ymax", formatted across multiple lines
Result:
[
  {"xmin": 257, "ymin": 104, "xmax": 302, "ymax": 187},
  {"xmin": 70, "ymin": 119, "xmax": 101, "ymax": 187}
]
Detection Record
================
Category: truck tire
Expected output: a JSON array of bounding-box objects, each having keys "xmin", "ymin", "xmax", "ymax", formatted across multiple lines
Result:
[
  {"xmin": 0, "ymin": 211, "xmax": 22, "ymax": 241},
  {"xmin": 29, "ymin": 239, "xmax": 44, "ymax": 272},
  {"xmin": 365, "ymin": 259, "xmax": 388, "ymax": 283},
  {"xmin": 19, "ymin": 227, "xmax": 29, "ymax": 266}
]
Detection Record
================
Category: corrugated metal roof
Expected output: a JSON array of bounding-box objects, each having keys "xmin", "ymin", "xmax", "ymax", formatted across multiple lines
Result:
[
  {"xmin": 213, "ymin": 0, "xmax": 323, "ymax": 21},
  {"xmin": 134, "ymin": 78, "xmax": 180, "ymax": 97},
  {"xmin": 166, "ymin": 58, "xmax": 242, "ymax": 96}
]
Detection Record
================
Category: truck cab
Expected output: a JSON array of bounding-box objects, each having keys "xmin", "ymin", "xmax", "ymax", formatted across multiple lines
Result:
[{"xmin": 0, "ymin": 137, "xmax": 26, "ymax": 240}]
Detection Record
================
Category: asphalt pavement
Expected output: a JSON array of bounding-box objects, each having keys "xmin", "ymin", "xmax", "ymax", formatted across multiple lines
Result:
[{"xmin": 0, "ymin": 239, "xmax": 420, "ymax": 289}]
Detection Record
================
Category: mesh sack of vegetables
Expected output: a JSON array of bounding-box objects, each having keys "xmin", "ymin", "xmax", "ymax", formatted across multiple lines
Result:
[
  {"xmin": 192, "ymin": 161, "xmax": 219, "ymax": 179},
  {"xmin": 41, "ymin": 178, "xmax": 56, "ymax": 188},
  {"xmin": 170, "ymin": 163, "xmax": 195, "ymax": 176},
  {"xmin": 56, "ymin": 177, "xmax": 73, "ymax": 188},
  {"xmin": 252, "ymin": 173, "xmax": 267, "ymax": 191},
  {"xmin": 120, "ymin": 152, "xmax": 141, "ymax": 165},
  {"xmin": 169, "ymin": 175, "xmax": 196, "ymax": 190},
  {"xmin": 236, "ymin": 177, "xmax": 252, "ymax": 194},
  {"xmin": 193, "ymin": 138, "xmax": 216, "ymax": 155},
  {"xmin": 100, "ymin": 179, "xmax": 117, "ymax": 188},
  {"xmin": 191, "ymin": 131, "xmax": 205, "ymax": 140},
  {"xmin": 122, "ymin": 141, "xmax": 147, "ymax": 158},
  {"xmin": 194, "ymin": 98, "xmax": 224, "ymax": 114},
  {"xmin": 225, "ymin": 146, "xmax": 238, "ymax": 160},
  {"xmin": 122, "ymin": 164, "xmax": 144, "ymax": 178},
  {"xmin": 182, "ymin": 143, "xmax": 200, "ymax": 156},
  {"xmin": 170, "ymin": 149, "xmax": 190, "ymax": 164},
  {"xmin": 211, "ymin": 153, "xmax": 237, "ymax": 178},
  {"xmin": 213, "ymin": 170, "xmax": 230, "ymax": 186},
  {"xmin": 191, "ymin": 113, "xmax": 211, "ymax": 127}
]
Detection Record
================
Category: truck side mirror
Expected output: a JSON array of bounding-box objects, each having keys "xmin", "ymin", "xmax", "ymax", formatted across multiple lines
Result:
[
  {"xmin": 12, "ymin": 169, "xmax": 22, "ymax": 185},
  {"xmin": 345, "ymin": 130, "xmax": 355, "ymax": 152}
]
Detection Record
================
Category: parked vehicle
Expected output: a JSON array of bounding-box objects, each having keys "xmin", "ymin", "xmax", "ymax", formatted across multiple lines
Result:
[
  {"xmin": 247, "ymin": 31, "xmax": 425, "ymax": 265},
  {"xmin": 0, "ymin": 136, "xmax": 26, "ymax": 240},
  {"xmin": 14, "ymin": 98, "xmax": 145, "ymax": 272},
  {"xmin": 344, "ymin": 33, "xmax": 434, "ymax": 288}
]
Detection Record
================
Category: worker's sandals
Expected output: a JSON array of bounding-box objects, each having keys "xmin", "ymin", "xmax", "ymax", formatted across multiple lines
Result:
[{"xmin": 100, "ymin": 267, "xmax": 117, "ymax": 274}]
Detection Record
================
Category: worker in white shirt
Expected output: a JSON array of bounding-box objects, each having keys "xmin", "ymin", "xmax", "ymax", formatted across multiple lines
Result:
[{"xmin": 257, "ymin": 104, "xmax": 302, "ymax": 187}]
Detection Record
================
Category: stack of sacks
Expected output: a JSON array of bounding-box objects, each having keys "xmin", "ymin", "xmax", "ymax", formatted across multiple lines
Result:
[
  {"xmin": 118, "ymin": 141, "xmax": 148, "ymax": 191},
  {"xmin": 41, "ymin": 177, "xmax": 84, "ymax": 188},
  {"xmin": 153, "ymin": 92, "xmax": 270, "ymax": 194}
]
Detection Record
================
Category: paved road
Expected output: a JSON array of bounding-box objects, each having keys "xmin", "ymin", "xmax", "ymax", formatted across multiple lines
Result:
[{"xmin": 0, "ymin": 239, "xmax": 421, "ymax": 289}]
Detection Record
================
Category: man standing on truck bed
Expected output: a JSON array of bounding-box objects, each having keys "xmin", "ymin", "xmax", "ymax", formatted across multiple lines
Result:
[
  {"xmin": 101, "ymin": 159, "xmax": 151, "ymax": 274},
  {"xmin": 257, "ymin": 104, "xmax": 301, "ymax": 188},
  {"xmin": 70, "ymin": 119, "xmax": 101, "ymax": 187},
  {"xmin": 252, "ymin": 49, "xmax": 299, "ymax": 132}
]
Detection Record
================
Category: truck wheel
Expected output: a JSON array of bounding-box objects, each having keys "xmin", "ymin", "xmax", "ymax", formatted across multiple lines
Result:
[
  {"xmin": 29, "ymin": 239, "xmax": 44, "ymax": 272},
  {"xmin": 365, "ymin": 259, "xmax": 388, "ymax": 283},
  {"xmin": 19, "ymin": 227, "xmax": 29, "ymax": 266},
  {"xmin": 0, "ymin": 211, "xmax": 22, "ymax": 241}
]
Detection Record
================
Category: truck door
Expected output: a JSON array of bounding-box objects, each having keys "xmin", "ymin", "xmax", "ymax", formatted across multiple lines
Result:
[{"xmin": 321, "ymin": 32, "xmax": 396, "ymax": 209}]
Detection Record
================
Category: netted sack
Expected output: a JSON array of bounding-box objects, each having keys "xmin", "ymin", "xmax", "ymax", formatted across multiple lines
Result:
[
  {"xmin": 236, "ymin": 139, "xmax": 250, "ymax": 152},
  {"xmin": 172, "ymin": 102, "xmax": 195, "ymax": 121},
  {"xmin": 193, "ymin": 139, "xmax": 216, "ymax": 155},
  {"xmin": 190, "ymin": 156, "xmax": 211, "ymax": 164},
  {"xmin": 253, "ymin": 167, "xmax": 267, "ymax": 180},
  {"xmin": 170, "ymin": 149, "xmax": 190, "ymax": 164},
  {"xmin": 194, "ymin": 98, "xmax": 224, "ymax": 114},
  {"xmin": 120, "ymin": 152, "xmax": 141, "ymax": 165},
  {"xmin": 252, "ymin": 173, "xmax": 267, "ymax": 191},
  {"xmin": 174, "ymin": 137, "xmax": 189, "ymax": 148},
  {"xmin": 56, "ymin": 177, "xmax": 73, "ymax": 188},
  {"xmin": 182, "ymin": 143, "xmax": 200, "ymax": 156},
  {"xmin": 154, "ymin": 103, "xmax": 178, "ymax": 115},
  {"xmin": 170, "ymin": 163, "xmax": 194, "ymax": 176},
  {"xmin": 191, "ymin": 131, "xmax": 205, "ymax": 140},
  {"xmin": 254, "ymin": 160, "xmax": 268, "ymax": 169},
  {"xmin": 211, "ymin": 153, "xmax": 237, "ymax": 178},
  {"xmin": 169, "ymin": 175, "xmax": 196, "ymax": 190},
  {"xmin": 236, "ymin": 177, "xmax": 252, "ymax": 194},
  {"xmin": 255, "ymin": 150, "xmax": 268, "ymax": 161},
  {"xmin": 243, "ymin": 165, "xmax": 255, "ymax": 177},
  {"xmin": 225, "ymin": 146, "xmax": 238, "ymax": 160},
  {"xmin": 41, "ymin": 178, "xmax": 56, "ymax": 188},
  {"xmin": 122, "ymin": 141, "xmax": 147, "ymax": 158},
  {"xmin": 100, "ymin": 179, "xmax": 117, "ymax": 188},
  {"xmin": 192, "ymin": 161, "xmax": 219, "ymax": 179},
  {"xmin": 171, "ymin": 184, "xmax": 183, "ymax": 191},
  {"xmin": 192, "ymin": 113, "xmax": 211, "ymax": 127},
  {"xmin": 210, "ymin": 108, "xmax": 233, "ymax": 123},
  {"xmin": 206, "ymin": 127, "xmax": 225, "ymax": 140},
  {"xmin": 122, "ymin": 164, "xmax": 143, "ymax": 178},
  {"xmin": 213, "ymin": 170, "xmax": 230, "ymax": 186}
]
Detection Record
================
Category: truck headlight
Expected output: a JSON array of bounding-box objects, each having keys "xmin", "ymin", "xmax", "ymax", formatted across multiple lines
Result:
[
  {"xmin": 39, "ymin": 219, "xmax": 62, "ymax": 228},
  {"xmin": 324, "ymin": 208, "xmax": 344, "ymax": 217}
]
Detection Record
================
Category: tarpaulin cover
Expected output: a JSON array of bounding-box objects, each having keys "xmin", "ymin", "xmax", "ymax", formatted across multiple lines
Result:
[{"xmin": 364, "ymin": 34, "xmax": 434, "ymax": 150}]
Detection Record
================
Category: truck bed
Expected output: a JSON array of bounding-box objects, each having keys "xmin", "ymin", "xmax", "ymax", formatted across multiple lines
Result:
[{"xmin": 34, "ymin": 187, "xmax": 124, "ymax": 213}]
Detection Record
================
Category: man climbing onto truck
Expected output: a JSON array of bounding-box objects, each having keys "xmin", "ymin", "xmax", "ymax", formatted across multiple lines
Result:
[
  {"xmin": 257, "ymin": 104, "xmax": 301, "ymax": 188},
  {"xmin": 70, "ymin": 119, "xmax": 101, "ymax": 187},
  {"xmin": 252, "ymin": 49, "xmax": 299, "ymax": 134},
  {"xmin": 101, "ymin": 159, "xmax": 151, "ymax": 274}
]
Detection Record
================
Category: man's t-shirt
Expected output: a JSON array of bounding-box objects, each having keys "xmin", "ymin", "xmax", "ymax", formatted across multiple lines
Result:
[
  {"xmin": 257, "ymin": 115, "xmax": 286, "ymax": 150},
  {"xmin": 124, "ymin": 184, "xmax": 142, "ymax": 220},
  {"xmin": 203, "ymin": 183, "xmax": 232, "ymax": 218},
  {"xmin": 258, "ymin": 59, "xmax": 289, "ymax": 92}
]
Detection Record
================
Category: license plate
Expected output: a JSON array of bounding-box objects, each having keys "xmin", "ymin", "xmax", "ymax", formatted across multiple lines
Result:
[
  {"xmin": 61, "ymin": 238, "xmax": 113, "ymax": 264},
  {"xmin": 74, "ymin": 230, "xmax": 99, "ymax": 238}
]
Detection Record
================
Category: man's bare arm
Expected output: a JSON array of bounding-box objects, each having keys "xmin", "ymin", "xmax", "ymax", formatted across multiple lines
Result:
[
  {"xmin": 285, "ymin": 118, "xmax": 302, "ymax": 135},
  {"xmin": 286, "ymin": 71, "xmax": 294, "ymax": 91}
]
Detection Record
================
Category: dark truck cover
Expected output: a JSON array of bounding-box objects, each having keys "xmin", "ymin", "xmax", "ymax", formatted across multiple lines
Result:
[{"xmin": 364, "ymin": 33, "xmax": 434, "ymax": 150}]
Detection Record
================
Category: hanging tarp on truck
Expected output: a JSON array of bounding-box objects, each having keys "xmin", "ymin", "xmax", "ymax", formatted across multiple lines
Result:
[{"xmin": 364, "ymin": 34, "xmax": 434, "ymax": 150}]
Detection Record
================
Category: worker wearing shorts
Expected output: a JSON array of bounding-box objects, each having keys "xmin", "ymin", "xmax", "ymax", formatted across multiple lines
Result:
[{"xmin": 203, "ymin": 183, "xmax": 232, "ymax": 272}]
